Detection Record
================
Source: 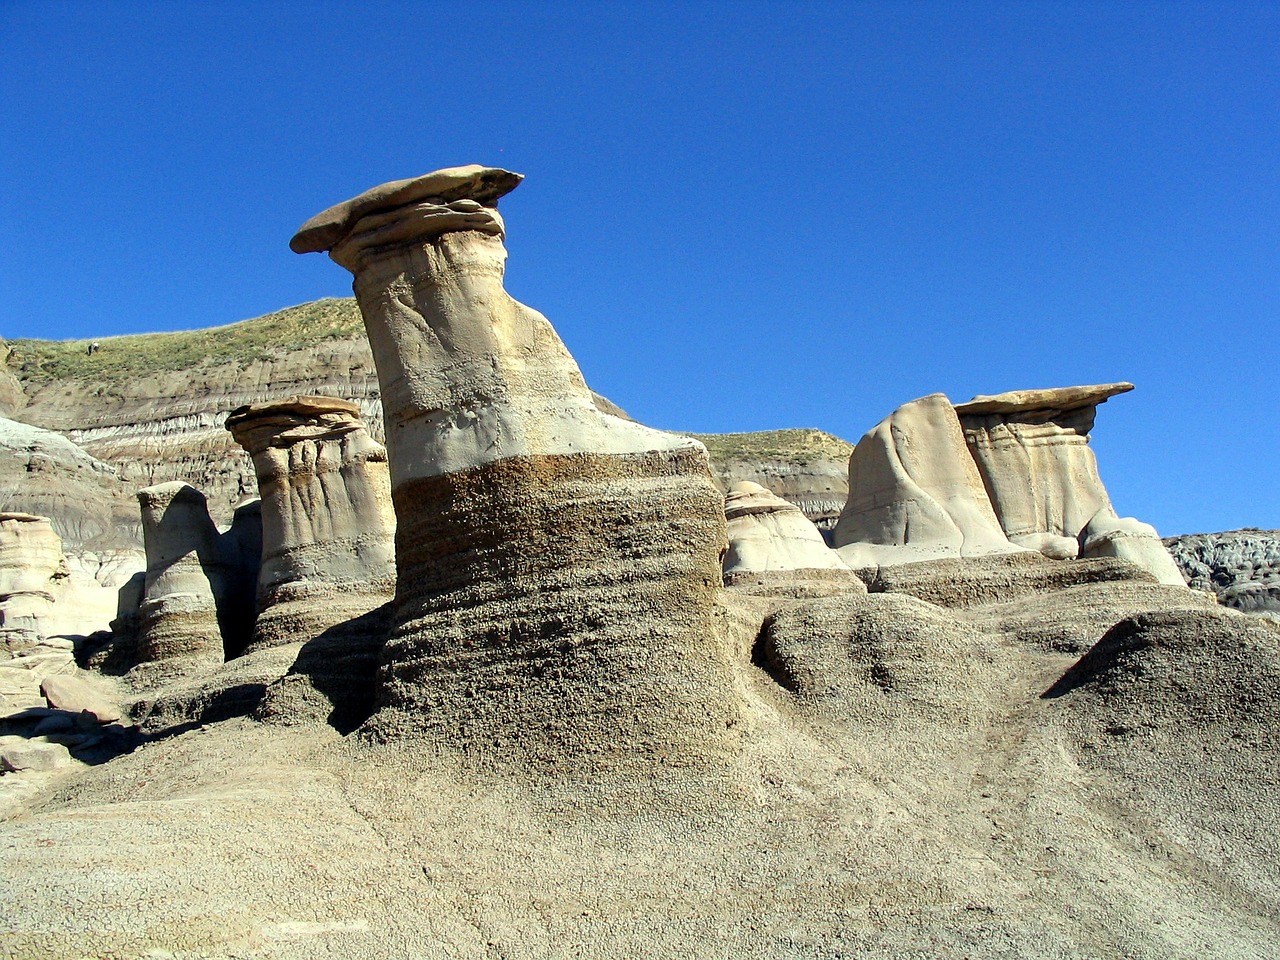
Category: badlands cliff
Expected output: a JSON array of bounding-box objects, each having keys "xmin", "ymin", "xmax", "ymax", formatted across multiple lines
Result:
[{"xmin": 0, "ymin": 165, "xmax": 1276, "ymax": 960}]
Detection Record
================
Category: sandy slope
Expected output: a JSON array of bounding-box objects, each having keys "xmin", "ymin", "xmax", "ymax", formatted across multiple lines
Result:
[{"xmin": 1, "ymin": 583, "xmax": 1277, "ymax": 959}]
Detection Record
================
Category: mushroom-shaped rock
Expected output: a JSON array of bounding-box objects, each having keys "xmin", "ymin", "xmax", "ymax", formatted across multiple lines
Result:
[
  {"xmin": 831, "ymin": 394, "xmax": 1022, "ymax": 567},
  {"xmin": 292, "ymin": 166, "xmax": 740, "ymax": 770},
  {"xmin": 225, "ymin": 395, "xmax": 395, "ymax": 654},
  {"xmin": 954, "ymin": 383, "xmax": 1184, "ymax": 585}
]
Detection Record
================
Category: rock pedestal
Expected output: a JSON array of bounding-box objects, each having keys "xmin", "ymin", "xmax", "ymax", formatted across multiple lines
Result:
[
  {"xmin": 293, "ymin": 165, "xmax": 739, "ymax": 770},
  {"xmin": 955, "ymin": 384, "xmax": 1185, "ymax": 585},
  {"xmin": 226, "ymin": 396, "xmax": 395, "ymax": 653},
  {"xmin": 831, "ymin": 394, "xmax": 1020, "ymax": 567},
  {"xmin": 134, "ymin": 482, "xmax": 242, "ymax": 675}
]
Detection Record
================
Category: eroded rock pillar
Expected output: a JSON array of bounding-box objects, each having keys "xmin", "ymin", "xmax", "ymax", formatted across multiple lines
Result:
[
  {"xmin": 226, "ymin": 395, "xmax": 395, "ymax": 652},
  {"xmin": 0, "ymin": 513, "xmax": 65, "ymax": 636},
  {"xmin": 134, "ymin": 482, "xmax": 239, "ymax": 676},
  {"xmin": 292, "ymin": 165, "xmax": 739, "ymax": 768}
]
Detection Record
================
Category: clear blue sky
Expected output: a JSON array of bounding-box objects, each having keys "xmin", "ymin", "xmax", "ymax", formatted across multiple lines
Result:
[{"xmin": 2, "ymin": 1, "xmax": 1276, "ymax": 535}]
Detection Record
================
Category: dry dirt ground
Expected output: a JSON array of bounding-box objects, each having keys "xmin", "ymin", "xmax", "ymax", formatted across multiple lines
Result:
[{"xmin": 1, "ymin": 576, "xmax": 1278, "ymax": 959}]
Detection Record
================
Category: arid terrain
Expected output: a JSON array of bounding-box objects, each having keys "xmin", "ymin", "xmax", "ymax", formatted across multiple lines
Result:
[{"xmin": 1, "ymin": 168, "xmax": 1277, "ymax": 959}]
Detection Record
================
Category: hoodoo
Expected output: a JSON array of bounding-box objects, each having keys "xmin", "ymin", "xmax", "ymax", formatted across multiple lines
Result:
[
  {"xmin": 831, "ymin": 393, "xmax": 1020, "ymax": 566},
  {"xmin": 133, "ymin": 482, "xmax": 246, "ymax": 676},
  {"xmin": 955, "ymin": 383, "xmax": 1185, "ymax": 584},
  {"xmin": 225, "ymin": 395, "xmax": 395, "ymax": 653},
  {"xmin": 293, "ymin": 165, "xmax": 741, "ymax": 770}
]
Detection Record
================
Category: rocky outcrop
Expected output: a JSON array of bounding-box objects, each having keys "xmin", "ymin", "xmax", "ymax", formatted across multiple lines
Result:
[
  {"xmin": 133, "ymin": 482, "xmax": 257, "ymax": 679},
  {"xmin": 295, "ymin": 165, "xmax": 740, "ymax": 770},
  {"xmin": 723, "ymin": 481, "xmax": 852, "ymax": 578},
  {"xmin": 955, "ymin": 383, "xmax": 1184, "ymax": 584},
  {"xmin": 831, "ymin": 394, "xmax": 1020, "ymax": 566},
  {"xmin": 0, "ymin": 416, "xmax": 137, "ymax": 548},
  {"xmin": 1165, "ymin": 529, "xmax": 1280, "ymax": 614}
]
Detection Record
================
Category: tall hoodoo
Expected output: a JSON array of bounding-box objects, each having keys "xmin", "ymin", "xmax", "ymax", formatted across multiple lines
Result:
[
  {"xmin": 955, "ymin": 383, "xmax": 1185, "ymax": 584},
  {"xmin": 292, "ymin": 165, "xmax": 739, "ymax": 768},
  {"xmin": 225, "ymin": 395, "xmax": 395, "ymax": 653}
]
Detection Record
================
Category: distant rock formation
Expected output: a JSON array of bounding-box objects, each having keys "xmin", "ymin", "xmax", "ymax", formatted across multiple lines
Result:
[
  {"xmin": 831, "ymin": 394, "xmax": 1020, "ymax": 566},
  {"xmin": 723, "ymin": 481, "xmax": 852, "ymax": 578},
  {"xmin": 295, "ymin": 165, "xmax": 741, "ymax": 768},
  {"xmin": 226, "ymin": 395, "xmax": 395, "ymax": 653},
  {"xmin": 1165, "ymin": 529, "xmax": 1280, "ymax": 615},
  {"xmin": 831, "ymin": 386, "xmax": 1185, "ymax": 586},
  {"xmin": 693, "ymin": 429, "xmax": 854, "ymax": 531},
  {"xmin": 955, "ymin": 383, "xmax": 1184, "ymax": 584},
  {"xmin": 133, "ymin": 482, "xmax": 257, "ymax": 679}
]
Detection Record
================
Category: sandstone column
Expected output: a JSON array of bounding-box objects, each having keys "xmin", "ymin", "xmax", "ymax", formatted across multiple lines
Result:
[
  {"xmin": 292, "ymin": 165, "xmax": 739, "ymax": 769},
  {"xmin": 955, "ymin": 383, "xmax": 1186, "ymax": 584},
  {"xmin": 134, "ymin": 482, "xmax": 240, "ymax": 676},
  {"xmin": 225, "ymin": 395, "xmax": 395, "ymax": 653}
]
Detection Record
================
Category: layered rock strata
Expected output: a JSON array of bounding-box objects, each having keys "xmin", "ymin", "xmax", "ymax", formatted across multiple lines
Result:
[
  {"xmin": 134, "ymin": 482, "xmax": 255, "ymax": 676},
  {"xmin": 294, "ymin": 165, "xmax": 740, "ymax": 768},
  {"xmin": 0, "ymin": 416, "xmax": 136, "ymax": 548},
  {"xmin": 955, "ymin": 383, "xmax": 1184, "ymax": 584},
  {"xmin": 0, "ymin": 513, "xmax": 65, "ymax": 635},
  {"xmin": 225, "ymin": 395, "xmax": 395, "ymax": 653},
  {"xmin": 831, "ymin": 394, "xmax": 1021, "ymax": 566}
]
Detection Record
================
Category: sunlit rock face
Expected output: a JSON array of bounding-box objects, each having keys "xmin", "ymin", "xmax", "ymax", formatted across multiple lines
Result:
[
  {"xmin": 133, "ymin": 482, "xmax": 253, "ymax": 678},
  {"xmin": 831, "ymin": 394, "xmax": 1022, "ymax": 568},
  {"xmin": 225, "ymin": 395, "xmax": 395, "ymax": 653},
  {"xmin": 723, "ymin": 482, "xmax": 851, "ymax": 574},
  {"xmin": 0, "ymin": 513, "xmax": 65, "ymax": 633},
  {"xmin": 955, "ymin": 384, "xmax": 1185, "ymax": 585},
  {"xmin": 293, "ymin": 165, "xmax": 740, "ymax": 770}
]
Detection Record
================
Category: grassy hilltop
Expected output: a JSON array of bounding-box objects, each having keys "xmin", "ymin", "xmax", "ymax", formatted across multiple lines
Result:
[{"xmin": 5, "ymin": 298, "xmax": 363, "ymax": 383}]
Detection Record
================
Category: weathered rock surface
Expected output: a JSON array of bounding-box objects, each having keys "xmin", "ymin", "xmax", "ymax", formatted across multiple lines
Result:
[
  {"xmin": 1165, "ymin": 528, "xmax": 1280, "ymax": 615},
  {"xmin": 226, "ymin": 396, "xmax": 395, "ymax": 652},
  {"xmin": 832, "ymin": 394, "xmax": 1020, "ymax": 565},
  {"xmin": 40, "ymin": 672, "xmax": 122, "ymax": 724},
  {"xmin": 297, "ymin": 165, "xmax": 740, "ymax": 771},
  {"xmin": 0, "ymin": 416, "xmax": 137, "ymax": 549},
  {"xmin": 955, "ymin": 383, "xmax": 1184, "ymax": 584},
  {"xmin": 133, "ymin": 482, "xmax": 257, "ymax": 679},
  {"xmin": 1044, "ymin": 607, "xmax": 1280, "ymax": 905},
  {"xmin": 723, "ymin": 481, "xmax": 851, "ymax": 577},
  {"xmin": 0, "ymin": 513, "xmax": 65, "ymax": 634}
]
